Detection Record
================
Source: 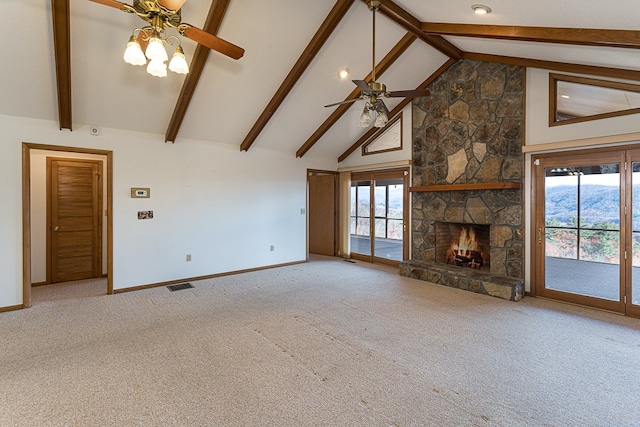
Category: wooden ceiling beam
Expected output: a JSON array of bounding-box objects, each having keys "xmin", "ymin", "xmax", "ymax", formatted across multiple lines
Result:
[
  {"xmin": 422, "ymin": 23, "xmax": 640, "ymax": 49},
  {"xmin": 338, "ymin": 58, "xmax": 456, "ymax": 163},
  {"xmin": 374, "ymin": 0, "xmax": 462, "ymax": 59},
  {"xmin": 464, "ymin": 52, "xmax": 640, "ymax": 82},
  {"xmin": 51, "ymin": 0, "xmax": 72, "ymax": 130},
  {"xmin": 295, "ymin": 32, "xmax": 416, "ymax": 158},
  {"xmin": 239, "ymin": 0, "xmax": 356, "ymax": 152},
  {"xmin": 165, "ymin": 0, "xmax": 231, "ymax": 143}
]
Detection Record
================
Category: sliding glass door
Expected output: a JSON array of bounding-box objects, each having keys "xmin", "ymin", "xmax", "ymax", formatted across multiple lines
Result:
[
  {"xmin": 534, "ymin": 147, "xmax": 640, "ymax": 316},
  {"xmin": 350, "ymin": 169, "xmax": 408, "ymax": 265}
]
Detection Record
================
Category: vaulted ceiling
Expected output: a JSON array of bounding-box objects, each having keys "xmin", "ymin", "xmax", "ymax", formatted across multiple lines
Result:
[{"xmin": 4, "ymin": 0, "xmax": 640, "ymax": 161}]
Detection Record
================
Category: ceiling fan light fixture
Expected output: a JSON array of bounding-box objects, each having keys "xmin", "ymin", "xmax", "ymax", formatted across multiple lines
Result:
[
  {"xmin": 147, "ymin": 58, "xmax": 167, "ymax": 77},
  {"xmin": 374, "ymin": 109, "xmax": 388, "ymax": 127},
  {"xmin": 359, "ymin": 104, "xmax": 373, "ymax": 127},
  {"xmin": 169, "ymin": 45, "xmax": 189, "ymax": 74},
  {"xmin": 146, "ymin": 35, "xmax": 168, "ymax": 62},
  {"xmin": 471, "ymin": 4, "xmax": 492, "ymax": 15},
  {"xmin": 123, "ymin": 35, "xmax": 146, "ymax": 66}
]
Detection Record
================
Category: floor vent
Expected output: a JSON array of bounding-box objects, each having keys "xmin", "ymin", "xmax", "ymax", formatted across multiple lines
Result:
[
  {"xmin": 167, "ymin": 283, "xmax": 194, "ymax": 292},
  {"xmin": 343, "ymin": 259, "xmax": 356, "ymax": 263}
]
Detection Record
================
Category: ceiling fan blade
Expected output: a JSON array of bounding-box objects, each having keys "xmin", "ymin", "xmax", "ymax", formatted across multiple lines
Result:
[
  {"xmin": 353, "ymin": 80, "xmax": 371, "ymax": 94},
  {"xmin": 386, "ymin": 89, "xmax": 431, "ymax": 98},
  {"xmin": 157, "ymin": 0, "xmax": 188, "ymax": 11},
  {"xmin": 89, "ymin": 0, "xmax": 129, "ymax": 10},
  {"xmin": 181, "ymin": 25, "xmax": 245, "ymax": 60},
  {"xmin": 324, "ymin": 98, "xmax": 360, "ymax": 108}
]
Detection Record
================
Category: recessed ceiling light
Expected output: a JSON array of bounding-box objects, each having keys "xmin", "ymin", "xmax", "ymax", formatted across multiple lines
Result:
[
  {"xmin": 472, "ymin": 4, "xmax": 492, "ymax": 15},
  {"xmin": 337, "ymin": 67, "xmax": 350, "ymax": 80}
]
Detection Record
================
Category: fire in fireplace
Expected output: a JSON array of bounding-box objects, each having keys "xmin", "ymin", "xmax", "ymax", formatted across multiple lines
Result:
[{"xmin": 436, "ymin": 222, "xmax": 491, "ymax": 270}]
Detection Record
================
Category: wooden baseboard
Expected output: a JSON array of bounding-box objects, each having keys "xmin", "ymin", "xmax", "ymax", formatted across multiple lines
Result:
[
  {"xmin": 31, "ymin": 281, "xmax": 48, "ymax": 287},
  {"xmin": 113, "ymin": 260, "xmax": 307, "ymax": 294},
  {"xmin": 0, "ymin": 304, "xmax": 24, "ymax": 313}
]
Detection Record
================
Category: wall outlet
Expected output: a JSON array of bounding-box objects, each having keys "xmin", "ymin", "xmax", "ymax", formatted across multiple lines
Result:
[
  {"xmin": 186, "ymin": 254, "xmax": 192, "ymax": 262},
  {"xmin": 270, "ymin": 245, "xmax": 274, "ymax": 252},
  {"xmin": 300, "ymin": 208, "xmax": 306, "ymax": 214}
]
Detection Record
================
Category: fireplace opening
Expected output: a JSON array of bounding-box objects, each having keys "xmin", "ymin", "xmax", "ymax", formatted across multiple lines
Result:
[{"xmin": 436, "ymin": 222, "xmax": 491, "ymax": 270}]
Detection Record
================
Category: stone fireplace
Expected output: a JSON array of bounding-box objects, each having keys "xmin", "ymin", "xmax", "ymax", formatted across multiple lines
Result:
[{"xmin": 399, "ymin": 59, "xmax": 525, "ymax": 301}]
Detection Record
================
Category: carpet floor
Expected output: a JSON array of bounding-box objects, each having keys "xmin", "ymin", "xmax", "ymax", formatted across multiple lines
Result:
[{"xmin": 1, "ymin": 256, "xmax": 639, "ymax": 426}]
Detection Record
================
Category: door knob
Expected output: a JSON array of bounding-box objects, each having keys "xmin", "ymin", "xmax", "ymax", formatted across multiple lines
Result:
[{"xmin": 53, "ymin": 226, "xmax": 60, "ymax": 232}]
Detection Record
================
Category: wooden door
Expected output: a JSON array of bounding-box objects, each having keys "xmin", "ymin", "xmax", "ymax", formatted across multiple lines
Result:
[
  {"xmin": 47, "ymin": 158, "xmax": 103, "ymax": 283},
  {"xmin": 308, "ymin": 172, "xmax": 337, "ymax": 256}
]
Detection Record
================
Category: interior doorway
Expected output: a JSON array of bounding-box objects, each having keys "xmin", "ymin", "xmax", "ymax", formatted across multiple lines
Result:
[
  {"xmin": 350, "ymin": 168, "xmax": 409, "ymax": 266},
  {"xmin": 532, "ymin": 146, "xmax": 640, "ymax": 317},
  {"xmin": 22, "ymin": 143, "xmax": 113, "ymax": 308}
]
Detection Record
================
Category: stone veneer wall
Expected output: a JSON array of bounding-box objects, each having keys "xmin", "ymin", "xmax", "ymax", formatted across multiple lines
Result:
[{"xmin": 410, "ymin": 59, "xmax": 524, "ymax": 280}]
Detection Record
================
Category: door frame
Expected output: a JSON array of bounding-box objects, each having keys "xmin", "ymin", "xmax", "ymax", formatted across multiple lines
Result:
[
  {"xmin": 531, "ymin": 145, "xmax": 640, "ymax": 317},
  {"xmin": 350, "ymin": 167, "xmax": 410, "ymax": 266},
  {"xmin": 22, "ymin": 143, "xmax": 113, "ymax": 308}
]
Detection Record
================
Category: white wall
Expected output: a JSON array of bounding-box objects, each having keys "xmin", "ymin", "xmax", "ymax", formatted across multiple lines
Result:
[
  {"xmin": 523, "ymin": 68, "xmax": 640, "ymax": 293},
  {"xmin": 30, "ymin": 150, "xmax": 108, "ymax": 283},
  {"xmin": 0, "ymin": 114, "xmax": 336, "ymax": 308}
]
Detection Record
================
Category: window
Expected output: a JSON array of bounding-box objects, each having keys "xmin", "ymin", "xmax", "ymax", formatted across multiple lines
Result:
[{"xmin": 550, "ymin": 73, "xmax": 640, "ymax": 126}]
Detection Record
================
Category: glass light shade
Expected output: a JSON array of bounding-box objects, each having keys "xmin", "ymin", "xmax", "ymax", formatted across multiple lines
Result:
[
  {"xmin": 147, "ymin": 58, "xmax": 167, "ymax": 77},
  {"xmin": 359, "ymin": 106, "xmax": 372, "ymax": 127},
  {"xmin": 168, "ymin": 48, "xmax": 189, "ymax": 74},
  {"xmin": 123, "ymin": 36, "xmax": 146, "ymax": 66},
  {"xmin": 374, "ymin": 110, "xmax": 388, "ymax": 127},
  {"xmin": 145, "ymin": 37, "xmax": 168, "ymax": 62}
]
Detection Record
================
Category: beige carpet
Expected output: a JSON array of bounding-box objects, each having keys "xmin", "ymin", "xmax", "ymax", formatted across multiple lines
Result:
[{"xmin": 1, "ymin": 256, "xmax": 639, "ymax": 426}]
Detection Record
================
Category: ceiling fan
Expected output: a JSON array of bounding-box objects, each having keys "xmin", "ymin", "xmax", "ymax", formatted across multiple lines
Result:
[
  {"xmin": 325, "ymin": 0, "xmax": 430, "ymax": 127},
  {"xmin": 90, "ymin": 0, "xmax": 244, "ymax": 77}
]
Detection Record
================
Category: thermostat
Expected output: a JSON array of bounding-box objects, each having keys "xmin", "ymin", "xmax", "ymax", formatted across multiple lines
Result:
[{"xmin": 131, "ymin": 188, "xmax": 150, "ymax": 198}]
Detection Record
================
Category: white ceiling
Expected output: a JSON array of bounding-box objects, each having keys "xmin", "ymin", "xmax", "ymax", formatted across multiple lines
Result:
[{"xmin": 3, "ymin": 0, "xmax": 640, "ymax": 161}]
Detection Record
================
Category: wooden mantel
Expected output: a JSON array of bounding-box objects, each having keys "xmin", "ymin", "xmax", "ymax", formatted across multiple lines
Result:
[{"xmin": 410, "ymin": 182, "xmax": 521, "ymax": 192}]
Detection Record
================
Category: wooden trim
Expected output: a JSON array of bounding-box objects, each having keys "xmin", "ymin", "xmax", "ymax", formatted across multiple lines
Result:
[
  {"xmin": 240, "ymin": 0, "xmax": 356, "ymax": 152},
  {"xmin": 463, "ymin": 52, "xmax": 640, "ymax": 83},
  {"xmin": 522, "ymin": 132, "xmax": 640, "ymax": 154},
  {"xmin": 375, "ymin": 0, "xmax": 462, "ymax": 59},
  {"xmin": 295, "ymin": 32, "xmax": 416, "ymax": 158},
  {"xmin": 337, "ymin": 160, "xmax": 410, "ymax": 173},
  {"xmin": 113, "ymin": 260, "xmax": 307, "ymax": 294},
  {"xmin": 421, "ymin": 22, "xmax": 640, "ymax": 50},
  {"xmin": 338, "ymin": 58, "xmax": 456, "ymax": 162},
  {"xmin": 51, "ymin": 0, "xmax": 72, "ymax": 130},
  {"xmin": 165, "ymin": 0, "xmax": 231, "ymax": 143},
  {"xmin": 549, "ymin": 73, "xmax": 640, "ymax": 127},
  {"xmin": 0, "ymin": 305, "xmax": 24, "ymax": 313},
  {"xmin": 22, "ymin": 144, "xmax": 32, "ymax": 308},
  {"xmin": 410, "ymin": 182, "xmax": 521, "ymax": 192}
]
